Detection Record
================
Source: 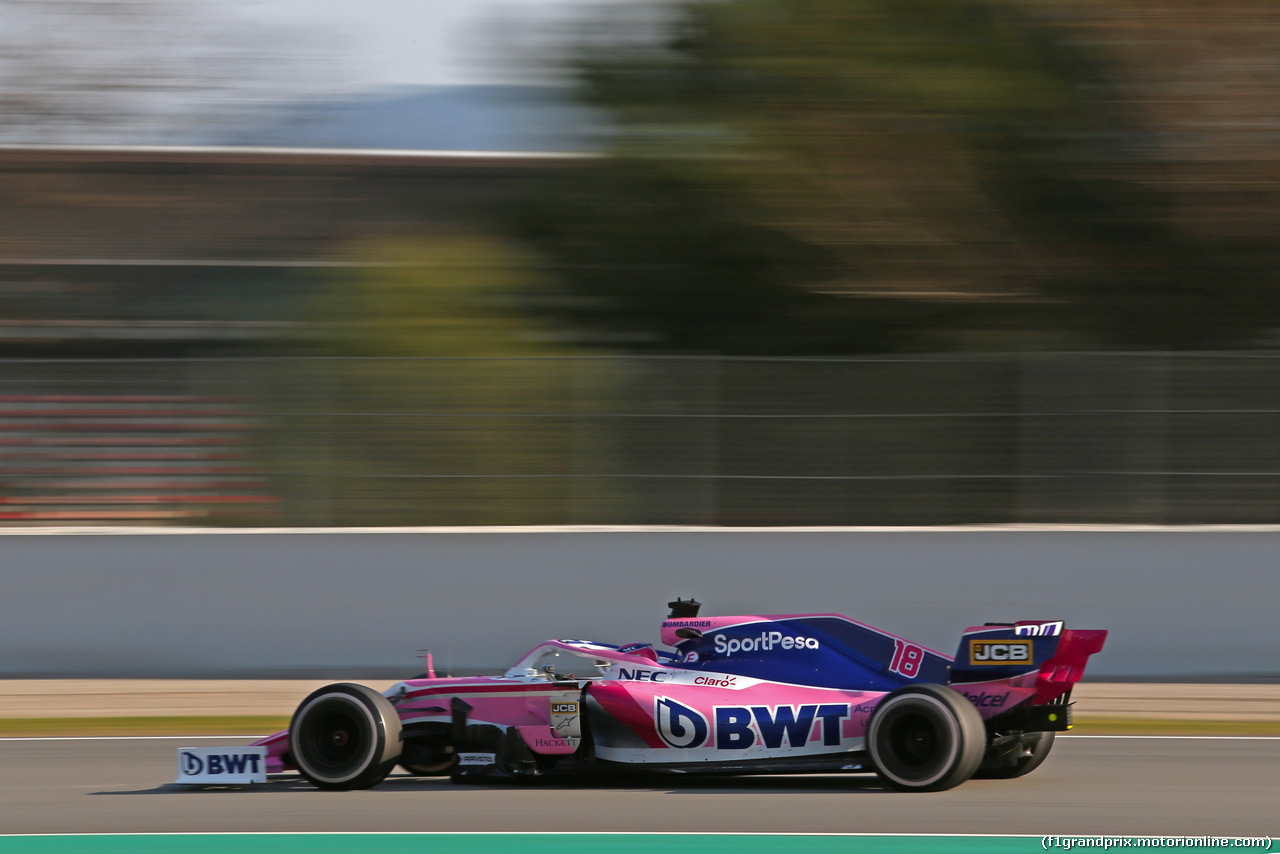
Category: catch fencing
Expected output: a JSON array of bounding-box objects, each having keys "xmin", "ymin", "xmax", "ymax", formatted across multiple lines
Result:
[{"xmin": 3, "ymin": 353, "xmax": 1280, "ymax": 526}]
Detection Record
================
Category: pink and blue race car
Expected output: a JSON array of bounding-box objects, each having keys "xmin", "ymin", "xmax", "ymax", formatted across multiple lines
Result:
[{"xmin": 188, "ymin": 600, "xmax": 1106, "ymax": 793}]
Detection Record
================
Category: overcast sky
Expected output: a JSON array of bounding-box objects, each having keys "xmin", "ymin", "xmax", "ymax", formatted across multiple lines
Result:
[
  {"xmin": 0, "ymin": 0, "xmax": 650, "ymax": 143},
  {"xmin": 244, "ymin": 0, "xmax": 630, "ymax": 90}
]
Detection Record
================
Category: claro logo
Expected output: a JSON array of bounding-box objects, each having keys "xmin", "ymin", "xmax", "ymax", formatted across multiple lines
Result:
[
  {"xmin": 968, "ymin": 639, "xmax": 1033, "ymax": 665},
  {"xmin": 713, "ymin": 632, "xmax": 819, "ymax": 657}
]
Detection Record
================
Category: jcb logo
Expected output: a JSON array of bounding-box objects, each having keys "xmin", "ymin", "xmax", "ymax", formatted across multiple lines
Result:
[
  {"xmin": 551, "ymin": 702, "xmax": 579, "ymax": 714},
  {"xmin": 969, "ymin": 640, "xmax": 1032, "ymax": 665}
]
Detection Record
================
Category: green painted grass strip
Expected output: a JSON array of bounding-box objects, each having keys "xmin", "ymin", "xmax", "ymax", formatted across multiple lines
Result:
[
  {"xmin": 1072, "ymin": 716, "xmax": 1280, "ymax": 736},
  {"xmin": 0, "ymin": 835, "xmax": 1253, "ymax": 854},
  {"xmin": 0, "ymin": 717, "xmax": 287, "ymax": 737}
]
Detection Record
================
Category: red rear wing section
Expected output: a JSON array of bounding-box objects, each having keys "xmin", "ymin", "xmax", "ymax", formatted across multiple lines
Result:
[{"xmin": 1034, "ymin": 629, "xmax": 1108, "ymax": 704}]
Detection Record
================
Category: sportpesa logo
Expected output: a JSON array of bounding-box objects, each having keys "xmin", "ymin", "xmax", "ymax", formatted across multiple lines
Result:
[
  {"xmin": 713, "ymin": 631, "xmax": 820, "ymax": 657},
  {"xmin": 968, "ymin": 639, "xmax": 1033, "ymax": 665}
]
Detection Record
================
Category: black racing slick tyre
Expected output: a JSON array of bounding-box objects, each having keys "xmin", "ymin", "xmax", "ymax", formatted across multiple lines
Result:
[
  {"xmin": 866, "ymin": 684, "xmax": 986, "ymax": 792},
  {"xmin": 975, "ymin": 730, "xmax": 1055, "ymax": 779},
  {"xmin": 290, "ymin": 683, "xmax": 402, "ymax": 790}
]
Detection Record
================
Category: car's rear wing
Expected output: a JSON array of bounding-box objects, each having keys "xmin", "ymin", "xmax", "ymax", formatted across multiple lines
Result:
[{"xmin": 950, "ymin": 621, "xmax": 1108, "ymax": 705}]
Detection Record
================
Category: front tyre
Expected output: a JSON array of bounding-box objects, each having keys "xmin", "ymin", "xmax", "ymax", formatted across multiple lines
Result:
[
  {"xmin": 290, "ymin": 683, "xmax": 402, "ymax": 790},
  {"xmin": 866, "ymin": 684, "xmax": 986, "ymax": 792}
]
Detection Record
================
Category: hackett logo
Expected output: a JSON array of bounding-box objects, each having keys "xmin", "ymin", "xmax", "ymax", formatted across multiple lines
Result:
[{"xmin": 969, "ymin": 639, "xmax": 1032, "ymax": 665}]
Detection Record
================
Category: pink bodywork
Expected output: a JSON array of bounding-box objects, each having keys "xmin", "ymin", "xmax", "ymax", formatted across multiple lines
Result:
[
  {"xmin": 255, "ymin": 619, "xmax": 1106, "ymax": 773},
  {"xmin": 254, "ymin": 639, "xmax": 687, "ymax": 773}
]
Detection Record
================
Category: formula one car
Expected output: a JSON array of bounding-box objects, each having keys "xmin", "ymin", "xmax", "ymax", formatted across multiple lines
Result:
[{"xmin": 181, "ymin": 600, "xmax": 1106, "ymax": 793}]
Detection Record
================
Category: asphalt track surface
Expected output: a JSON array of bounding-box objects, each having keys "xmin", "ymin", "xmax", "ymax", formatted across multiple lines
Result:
[{"xmin": 1, "ymin": 737, "xmax": 1276, "ymax": 837}]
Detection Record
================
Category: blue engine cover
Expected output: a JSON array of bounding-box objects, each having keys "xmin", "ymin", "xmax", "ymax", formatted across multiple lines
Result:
[{"xmin": 675, "ymin": 616, "xmax": 951, "ymax": 691}]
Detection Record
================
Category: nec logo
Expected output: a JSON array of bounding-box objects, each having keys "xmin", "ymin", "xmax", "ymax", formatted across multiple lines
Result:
[
  {"xmin": 618, "ymin": 668, "xmax": 670, "ymax": 682},
  {"xmin": 969, "ymin": 639, "xmax": 1033, "ymax": 665}
]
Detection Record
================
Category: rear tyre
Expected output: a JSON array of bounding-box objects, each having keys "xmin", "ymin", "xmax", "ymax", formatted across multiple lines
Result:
[
  {"xmin": 866, "ymin": 684, "xmax": 986, "ymax": 792},
  {"xmin": 975, "ymin": 730, "xmax": 1055, "ymax": 779},
  {"xmin": 290, "ymin": 683, "xmax": 402, "ymax": 790}
]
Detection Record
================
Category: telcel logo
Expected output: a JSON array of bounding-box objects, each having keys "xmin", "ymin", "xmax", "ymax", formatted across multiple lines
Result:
[
  {"xmin": 969, "ymin": 639, "xmax": 1033, "ymax": 665},
  {"xmin": 713, "ymin": 631, "xmax": 819, "ymax": 657}
]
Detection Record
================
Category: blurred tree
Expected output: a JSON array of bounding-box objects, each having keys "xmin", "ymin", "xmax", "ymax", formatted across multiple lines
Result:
[
  {"xmin": 508, "ymin": 160, "xmax": 955, "ymax": 353},
  {"xmin": 316, "ymin": 237, "xmax": 564, "ymax": 359},
  {"xmin": 505, "ymin": 0, "xmax": 1280, "ymax": 351},
  {"xmin": 277, "ymin": 236, "xmax": 590, "ymax": 525},
  {"xmin": 0, "ymin": 0, "xmax": 328, "ymax": 143}
]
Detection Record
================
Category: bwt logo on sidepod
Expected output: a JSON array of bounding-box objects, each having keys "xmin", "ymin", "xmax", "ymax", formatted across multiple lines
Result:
[
  {"xmin": 654, "ymin": 698, "xmax": 850, "ymax": 750},
  {"xmin": 969, "ymin": 639, "xmax": 1033, "ymax": 665},
  {"xmin": 713, "ymin": 631, "xmax": 819, "ymax": 657},
  {"xmin": 655, "ymin": 697, "xmax": 709, "ymax": 748}
]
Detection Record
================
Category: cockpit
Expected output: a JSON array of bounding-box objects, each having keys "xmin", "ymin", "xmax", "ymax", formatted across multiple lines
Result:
[{"xmin": 505, "ymin": 644, "xmax": 614, "ymax": 681}]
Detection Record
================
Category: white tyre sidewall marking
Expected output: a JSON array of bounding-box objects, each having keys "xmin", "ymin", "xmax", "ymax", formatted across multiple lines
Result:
[
  {"xmin": 869, "ymin": 692, "xmax": 962, "ymax": 789},
  {"xmin": 294, "ymin": 693, "xmax": 380, "ymax": 785}
]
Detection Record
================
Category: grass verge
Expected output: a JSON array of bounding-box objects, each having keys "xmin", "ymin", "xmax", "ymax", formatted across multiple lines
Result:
[
  {"xmin": 0, "ymin": 715, "xmax": 1277, "ymax": 738},
  {"xmin": 1069, "ymin": 716, "xmax": 1280, "ymax": 736},
  {"xmin": 0, "ymin": 716, "xmax": 289, "ymax": 737}
]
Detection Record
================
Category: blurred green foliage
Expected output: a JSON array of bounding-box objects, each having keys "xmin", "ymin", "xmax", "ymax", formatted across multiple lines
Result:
[
  {"xmin": 316, "ymin": 237, "xmax": 560, "ymax": 358},
  {"xmin": 503, "ymin": 0, "xmax": 1280, "ymax": 352},
  {"xmin": 276, "ymin": 237, "xmax": 591, "ymax": 525}
]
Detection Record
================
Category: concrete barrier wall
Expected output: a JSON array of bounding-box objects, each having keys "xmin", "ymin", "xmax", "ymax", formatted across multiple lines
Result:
[{"xmin": 2, "ymin": 528, "xmax": 1276, "ymax": 678}]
